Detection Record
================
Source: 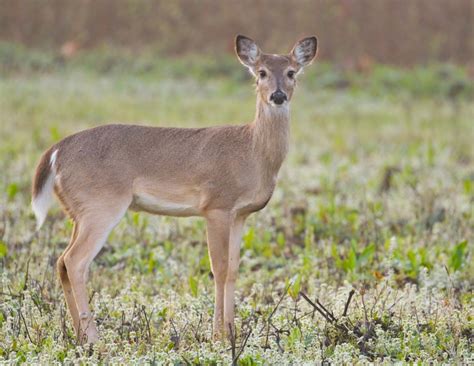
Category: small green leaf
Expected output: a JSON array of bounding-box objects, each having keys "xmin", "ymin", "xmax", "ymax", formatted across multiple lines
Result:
[
  {"xmin": 157, "ymin": 307, "xmax": 168, "ymax": 319},
  {"xmin": 132, "ymin": 212, "xmax": 140, "ymax": 227},
  {"xmin": 331, "ymin": 243, "xmax": 343, "ymax": 269},
  {"xmin": 243, "ymin": 227, "xmax": 256, "ymax": 251},
  {"xmin": 0, "ymin": 241, "xmax": 7, "ymax": 258},
  {"xmin": 345, "ymin": 246, "xmax": 357, "ymax": 272},
  {"xmin": 50, "ymin": 126, "xmax": 61, "ymax": 141},
  {"xmin": 358, "ymin": 243, "xmax": 375, "ymax": 267},
  {"xmin": 147, "ymin": 252, "xmax": 157, "ymax": 273},
  {"xmin": 426, "ymin": 142, "xmax": 435, "ymax": 166},
  {"xmin": 199, "ymin": 253, "xmax": 210, "ymax": 272},
  {"xmin": 463, "ymin": 179, "xmax": 472, "ymax": 195},
  {"xmin": 65, "ymin": 219, "xmax": 74, "ymax": 232},
  {"xmin": 276, "ymin": 232, "xmax": 286, "ymax": 249},
  {"xmin": 288, "ymin": 274, "xmax": 301, "ymax": 300},
  {"xmin": 7, "ymin": 183, "xmax": 18, "ymax": 201},
  {"xmin": 407, "ymin": 249, "xmax": 418, "ymax": 270},
  {"xmin": 189, "ymin": 275, "xmax": 198, "ymax": 297},
  {"xmin": 163, "ymin": 240, "xmax": 173, "ymax": 255},
  {"xmin": 449, "ymin": 240, "xmax": 468, "ymax": 271}
]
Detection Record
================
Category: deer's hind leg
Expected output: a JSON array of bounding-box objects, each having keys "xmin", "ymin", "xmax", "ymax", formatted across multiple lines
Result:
[
  {"xmin": 57, "ymin": 222, "xmax": 81, "ymax": 332},
  {"xmin": 62, "ymin": 202, "xmax": 129, "ymax": 344}
]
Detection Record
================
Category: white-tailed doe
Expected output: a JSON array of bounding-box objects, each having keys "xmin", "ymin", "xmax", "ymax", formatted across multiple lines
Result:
[{"xmin": 32, "ymin": 35, "xmax": 317, "ymax": 343}]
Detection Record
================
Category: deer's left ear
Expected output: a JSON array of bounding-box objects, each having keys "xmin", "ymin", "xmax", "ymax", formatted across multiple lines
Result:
[{"xmin": 291, "ymin": 36, "xmax": 318, "ymax": 67}]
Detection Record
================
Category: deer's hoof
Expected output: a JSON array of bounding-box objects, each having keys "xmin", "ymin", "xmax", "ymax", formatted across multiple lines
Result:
[
  {"xmin": 77, "ymin": 316, "xmax": 99, "ymax": 345},
  {"xmin": 78, "ymin": 330, "xmax": 99, "ymax": 345}
]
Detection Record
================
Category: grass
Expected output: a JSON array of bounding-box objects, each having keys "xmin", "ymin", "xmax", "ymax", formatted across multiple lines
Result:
[{"xmin": 0, "ymin": 46, "xmax": 473, "ymax": 364}]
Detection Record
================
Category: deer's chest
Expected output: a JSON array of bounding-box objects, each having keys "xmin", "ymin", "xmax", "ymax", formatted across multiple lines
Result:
[{"xmin": 236, "ymin": 174, "xmax": 278, "ymax": 214}]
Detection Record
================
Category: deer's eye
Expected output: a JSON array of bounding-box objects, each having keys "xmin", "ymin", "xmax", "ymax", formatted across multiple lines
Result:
[
  {"xmin": 258, "ymin": 70, "xmax": 267, "ymax": 78},
  {"xmin": 287, "ymin": 70, "xmax": 296, "ymax": 79}
]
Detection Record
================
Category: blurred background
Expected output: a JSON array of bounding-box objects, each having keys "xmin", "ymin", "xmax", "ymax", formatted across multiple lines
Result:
[
  {"xmin": 1, "ymin": 0, "xmax": 473, "ymax": 66},
  {"xmin": 0, "ymin": 0, "xmax": 472, "ymax": 166},
  {"xmin": 1, "ymin": 0, "xmax": 473, "ymax": 104}
]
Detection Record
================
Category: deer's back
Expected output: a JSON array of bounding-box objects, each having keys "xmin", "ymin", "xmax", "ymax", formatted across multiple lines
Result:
[{"xmin": 52, "ymin": 124, "xmax": 262, "ymax": 216}]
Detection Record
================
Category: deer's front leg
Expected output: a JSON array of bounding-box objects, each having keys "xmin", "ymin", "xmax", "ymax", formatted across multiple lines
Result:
[
  {"xmin": 224, "ymin": 216, "xmax": 245, "ymax": 336},
  {"xmin": 206, "ymin": 210, "xmax": 231, "ymax": 340}
]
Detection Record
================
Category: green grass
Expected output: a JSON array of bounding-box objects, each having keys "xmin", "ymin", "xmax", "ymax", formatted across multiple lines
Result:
[{"xmin": 0, "ymin": 49, "xmax": 473, "ymax": 364}]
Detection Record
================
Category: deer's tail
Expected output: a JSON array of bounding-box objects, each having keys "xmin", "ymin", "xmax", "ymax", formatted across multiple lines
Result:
[{"xmin": 32, "ymin": 148, "xmax": 58, "ymax": 230}]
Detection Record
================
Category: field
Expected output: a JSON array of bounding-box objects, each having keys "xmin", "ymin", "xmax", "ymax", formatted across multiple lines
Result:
[{"xmin": 0, "ymin": 47, "xmax": 473, "ymax": 364}]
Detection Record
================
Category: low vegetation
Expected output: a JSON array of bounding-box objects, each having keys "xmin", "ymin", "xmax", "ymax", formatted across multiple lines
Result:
[{"xmin": 0, "ymin": 46, "xmax": 472, "ymax": 364}]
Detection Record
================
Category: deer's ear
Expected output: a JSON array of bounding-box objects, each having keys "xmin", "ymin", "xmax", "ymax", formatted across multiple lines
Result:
[
  {"xmin": 291, "ymin": 36, "xmax": 318, "ymax": 67},
  {"xmin": 235, "ymin": 35, "xmax": 261, "ymax": 71}
]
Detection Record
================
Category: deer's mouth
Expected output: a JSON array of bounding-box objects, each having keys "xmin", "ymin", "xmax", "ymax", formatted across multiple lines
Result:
[{"xmin": 269, "ymin": 100, "xmax": 289, "ymax": 108}]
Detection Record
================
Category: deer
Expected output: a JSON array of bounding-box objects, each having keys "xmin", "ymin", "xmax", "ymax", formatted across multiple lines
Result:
[{"xmin": 31, "ymin": 35, "xmax": 318, "ymax": 344}]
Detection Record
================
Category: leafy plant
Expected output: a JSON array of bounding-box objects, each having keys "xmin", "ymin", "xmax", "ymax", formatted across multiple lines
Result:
[
  {"xmin": 0, "ymin": 241, "xmax": 7, "ymax": 258},
  {"xmin": 189, "ymin": 275, "xmax": 199, "ymax": 297},
  {"xmin": 332, "ymin": 241, "xmax": 376, "ymax": 273},
  {"xmin": 449, "ymin": 240, "xmax": 468, "ymax": 271}
]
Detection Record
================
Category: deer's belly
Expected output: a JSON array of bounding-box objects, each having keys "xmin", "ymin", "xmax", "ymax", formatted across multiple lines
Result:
[{"xmin": 130, "ymin": 192, "xmax": 201, "ymax": 217}]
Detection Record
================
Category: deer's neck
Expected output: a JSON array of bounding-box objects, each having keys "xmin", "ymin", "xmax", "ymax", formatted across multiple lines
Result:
[{"xmin": 250, "ymin": 96, "xmax": 290, "ymax": 173}]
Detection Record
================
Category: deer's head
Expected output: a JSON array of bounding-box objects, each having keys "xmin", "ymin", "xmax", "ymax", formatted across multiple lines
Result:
[{"xmin": 236, "ymin": 35, "xmax": 317, "ymax": 107}]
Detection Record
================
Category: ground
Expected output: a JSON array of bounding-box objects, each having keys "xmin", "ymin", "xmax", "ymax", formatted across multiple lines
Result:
[{"xmin": 0, "ymin": 49, "xmax": 473, "ymax": 364}]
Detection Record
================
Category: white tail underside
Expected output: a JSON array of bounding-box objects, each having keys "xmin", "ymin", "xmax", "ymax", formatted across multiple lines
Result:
[{"xmin": 32, "ymin": 149, "xmax": 58, "ymax": 230}]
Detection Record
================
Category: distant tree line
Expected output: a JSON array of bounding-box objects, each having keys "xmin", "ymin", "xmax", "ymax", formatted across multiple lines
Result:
[{"xmin": 0, "ymin": 0, "xmax": 472, "ymax": 66}]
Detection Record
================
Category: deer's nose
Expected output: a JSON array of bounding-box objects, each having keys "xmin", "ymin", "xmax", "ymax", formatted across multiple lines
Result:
[{"xmin": 270, "ymin": 90, "xmax": 287, "ymax": 105}]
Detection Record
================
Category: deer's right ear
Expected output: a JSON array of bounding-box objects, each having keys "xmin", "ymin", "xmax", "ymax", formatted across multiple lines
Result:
[{"xmin": 235, "ymin": 35, "xmax": 261, "ymax": 74}]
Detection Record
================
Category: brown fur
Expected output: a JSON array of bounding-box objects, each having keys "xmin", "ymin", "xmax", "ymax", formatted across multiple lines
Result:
[
  {"xmin": 31, "ymin": 35, "xmax": 317, "ymax": 343},
  {"xmin": 32, "ymin": 147, "xmax": 53, "ymax": 197}
]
